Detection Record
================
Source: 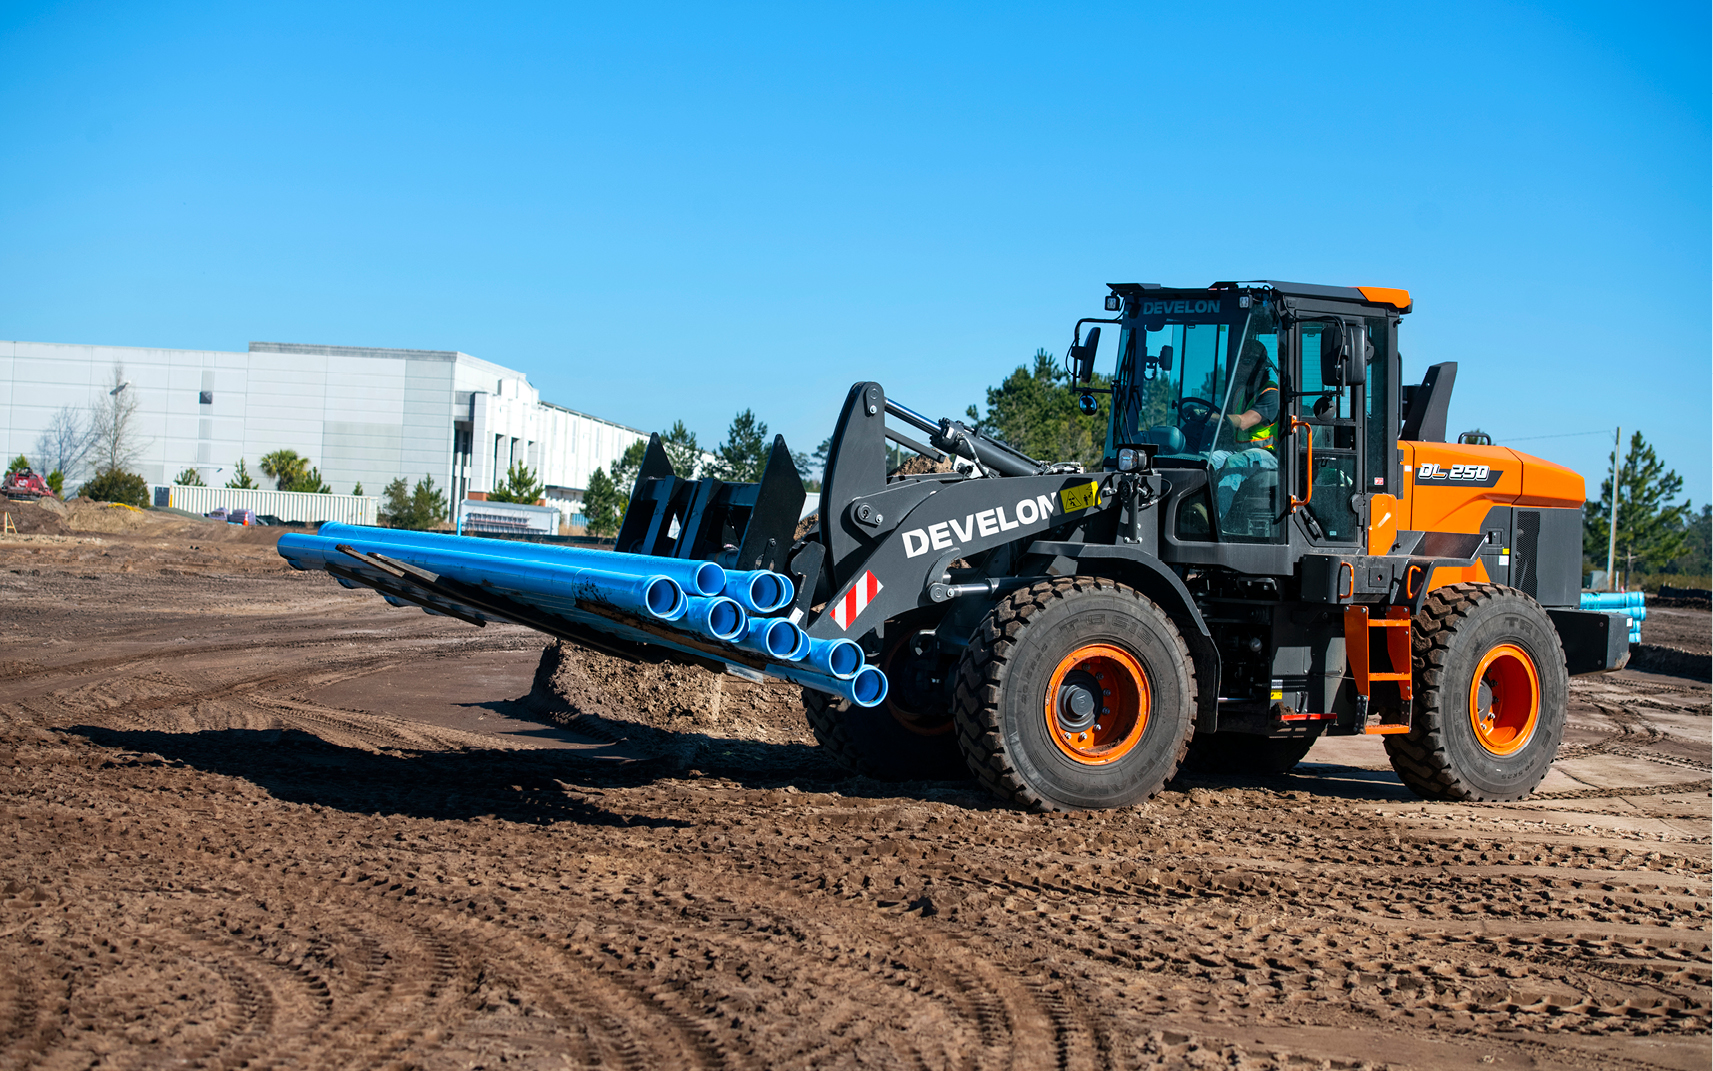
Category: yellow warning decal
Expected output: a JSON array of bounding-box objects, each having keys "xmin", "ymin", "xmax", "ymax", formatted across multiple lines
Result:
[{"xmin": 1058, "ymin": 480, "xmax": 1100, "ymax": 513}]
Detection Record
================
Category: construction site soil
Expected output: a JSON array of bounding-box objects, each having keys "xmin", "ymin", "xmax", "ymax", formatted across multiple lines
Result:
[{"xmin": 1, "ymin": 508, "xmax": 1708, "ymax": 1070}]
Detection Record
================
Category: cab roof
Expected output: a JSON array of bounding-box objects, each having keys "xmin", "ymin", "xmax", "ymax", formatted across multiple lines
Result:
[{"xmin": 1107, "ymin": 280, "xmax": 1412, "ymax": 314}]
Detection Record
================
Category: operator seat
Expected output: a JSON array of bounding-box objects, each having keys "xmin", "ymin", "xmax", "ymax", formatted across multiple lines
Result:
[
  {"xmin": 1219, "ymin": 467, "xmax": 1278, "ymax": 539},
  {"xmin": 1142, "ymin": 426, "xmax": 1187, "ymax": 454}
]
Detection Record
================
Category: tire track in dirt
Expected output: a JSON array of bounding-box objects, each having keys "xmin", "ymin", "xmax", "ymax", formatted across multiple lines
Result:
[{"xmin": 2, "ymin": 545, "xmax": 1708, "ymax": 1069}]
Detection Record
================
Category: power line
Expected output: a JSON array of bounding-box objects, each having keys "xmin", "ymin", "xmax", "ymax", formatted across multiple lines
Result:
[{"xmin": 1501, "ymin": 429, "xmax": 1616, "ymax": 442}]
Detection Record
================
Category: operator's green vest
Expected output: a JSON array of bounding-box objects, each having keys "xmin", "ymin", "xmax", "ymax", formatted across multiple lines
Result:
[{"xmin": 1236, "ymin": 377, "xmax": 1279, "ymax": 450}]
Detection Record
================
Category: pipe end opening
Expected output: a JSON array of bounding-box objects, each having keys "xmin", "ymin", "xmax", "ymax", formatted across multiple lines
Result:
[
  {"xmin": 692, "ymin": 562, "xmax": 726, "ymax": 598},
  {"xmin": 829, "ymin": 641, "xmax": 862, "ymax": 679},
  {"xmin": 643, "ymin": 577, "xmax": 682, "ymax": 619},
  {"xmin": 709, "ymin": 599, "xmax": 746, "ymax": 641},
  {"xmin": 851, "ymin": 666, "xmax": 888, "ymax": 707}
]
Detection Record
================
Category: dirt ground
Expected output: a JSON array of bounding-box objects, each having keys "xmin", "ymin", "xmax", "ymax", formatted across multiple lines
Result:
[{"xmin": 0, "ymin": 513, "xmax": 1708, "ymax": 1070}]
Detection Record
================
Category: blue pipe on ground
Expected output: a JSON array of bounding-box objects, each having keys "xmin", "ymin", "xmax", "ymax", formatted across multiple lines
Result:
[
  {"xmin": 1580, "ymin": 591, "xmax": 1645, "ymax": 643},
  {"xmin": 1580, "ymin": 591, "xmax": 1647, "ymax": 618}
]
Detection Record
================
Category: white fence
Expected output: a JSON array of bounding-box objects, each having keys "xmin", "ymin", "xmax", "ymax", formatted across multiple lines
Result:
[
  {"xmin": 456, "ymin": 499, "xmax": 560, "ymax": 536},
  {"xmin": 156, "ymin": 485, "xmax": 379, "ymax": 525}
]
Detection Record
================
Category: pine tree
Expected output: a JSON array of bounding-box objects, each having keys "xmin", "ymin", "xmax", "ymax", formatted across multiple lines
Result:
[
  {"xmin": 409, "ymin": 475, "xmax": 448, "ymax": 529},
  {"xmin": 707, "ymin": 409, "xmax": 770, "ymax": 483},
  {"xmin": 225, "ymin": 459, "xmax": 259, "ymax": 489},
  {"xmin": 661, "ymin": 421, "xmax": 701, "ymax": 479},
  {"xmin": 967, "ymin": 349, "xmax": 1112, "ymax": 470},
  {"xmin": 1582, "ymin": 431, "xmax": 1691, "ymax": 585},
  {"xmin": 488, "ymin": 461, "xmax": 544, "ymax": 504},
  {"xmin": 610, "ymin": 440, "xmax": 649, "ymax": 497},
  {"xmin": 173, "ymin": 467, "xmax": 205, "ymax": 486},
  {"xmin": 379, "ymin": 476, "xmax": 448, "ymax": 530},
  {"xmin": 381, "ymin": 478, "xmax": 411, "ymax": 526},
  {"xmin": 582, "ymin": 467, "xmax": 623, "ymax": 537}
]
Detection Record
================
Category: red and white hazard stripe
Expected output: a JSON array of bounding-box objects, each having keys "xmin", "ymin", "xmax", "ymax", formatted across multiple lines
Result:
[{"xmin": 830, "ymin": 570, "xmax": 883, "ymax": 630}]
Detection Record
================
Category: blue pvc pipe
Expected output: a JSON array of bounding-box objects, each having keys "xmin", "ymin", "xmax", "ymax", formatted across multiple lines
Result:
[
  {"xmin": 782, "ymin": 624, "xmax": 811, "ymax": 662},
  {"xmin": 736, "ymin": 616, "xmax": 804, "ymax": 659},
  {"xmin": 679, "ymin": 596, "xmax": 747, "ymax": 642},
  {"xmin": 803, "ymin": 637, "xmax": 864, "ymax": 680},
  {"xmin": 1581, "ymin": 591, "xmax": 1647, "ymax": 619},
  {"xmin": 278, "ymin": 532, "xmax": 687, "ymax": 622},
  {"xmin": 297, "ymin": 523, "xmax": 728, "ymax": 597},
  {"xmin": 764, "ymin": 662, "xmax": 890, "ymax": 708},
  {"xmin": 723, "ymin": 570, "xmax": 794, "ymax": 613}
]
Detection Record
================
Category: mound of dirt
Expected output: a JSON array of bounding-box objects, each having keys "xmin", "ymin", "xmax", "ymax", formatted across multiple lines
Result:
[
  {"xmin": 55, "ymin": 499, "xmax": 291, "ymax": 548},
  {"xmin": 0, "ymin": 498, "xmax": 70, "ymax": 534},
  {"xmin": 1642, "ymin": 606, "xmax": 1711, "ymax": 655},
  {"xmin": 1631, "ymin": 643, "xmax": 1713, "ymax": 681},
  {"xmin": 527, "ymin": 640, "xmax": 816, "ymax": 750}
]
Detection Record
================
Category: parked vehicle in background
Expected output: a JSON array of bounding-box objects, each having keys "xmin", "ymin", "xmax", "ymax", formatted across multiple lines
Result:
[{"xmin": 2, "ymin": 467, "xmax": 57, "ymax": 502}]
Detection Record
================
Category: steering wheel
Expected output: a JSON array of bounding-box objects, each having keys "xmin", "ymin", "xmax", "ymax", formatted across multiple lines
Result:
[{"xmin": 1178, "ymin": 397, "xmax": 1218, "ymax": 423}]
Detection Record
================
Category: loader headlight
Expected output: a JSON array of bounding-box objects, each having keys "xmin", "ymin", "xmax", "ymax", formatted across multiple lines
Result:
[
  {"xmin": 1117, "ymin": 447, "xmax": 1142, "ymax": 471},
  {"xmin": 1104, "ymin": 294, "xmax": 1122, "ymax": 312}
]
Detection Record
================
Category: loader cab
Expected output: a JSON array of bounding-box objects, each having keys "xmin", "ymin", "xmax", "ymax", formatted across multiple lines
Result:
[{"xmin": 1099, "ymin": 281, "xmax": 1408, "ymax": 573}]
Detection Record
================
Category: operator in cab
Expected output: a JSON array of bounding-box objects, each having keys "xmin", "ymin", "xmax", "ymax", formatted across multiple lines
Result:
[{"xmin": 1224, "ymin": 338, "xmax": 1279, "ymax": 458}]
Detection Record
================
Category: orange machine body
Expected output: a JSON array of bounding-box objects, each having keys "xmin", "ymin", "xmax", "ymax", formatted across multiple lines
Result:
[{"xmin": 1389, "ymin": 442, "xmax": 1585, "ymax": 592}]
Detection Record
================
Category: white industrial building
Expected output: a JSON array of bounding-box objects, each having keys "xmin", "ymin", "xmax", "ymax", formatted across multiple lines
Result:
[{"xmin": 0, "ymin": 338, "xmax": 648, "ymax": 527}]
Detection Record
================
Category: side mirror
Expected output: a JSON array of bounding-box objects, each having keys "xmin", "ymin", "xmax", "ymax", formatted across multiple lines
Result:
[
  {"xmin": 1318, "ymin": 323, "xmax": 1367, "ymax": 387},
  {"xmin": 1346, "ymin": 331, "xmax": 1370, "ymax": 386},
  {"xmin": 1071, "ymin": 326, "xmax": 1101, "ymax": 383},
  {"xmin": 1156, "ymin": 344, "xmax": 1173, "ymax": 371},
  {"xmin": 1318, "ymin": 323, "xmax": 1346, "ymax": 386},
  {"xmin": 1078, "ymin": 393, "xmax": 1099, "ymax": 416}
]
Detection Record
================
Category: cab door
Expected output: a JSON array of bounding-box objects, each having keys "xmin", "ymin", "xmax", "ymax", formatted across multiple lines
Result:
[{"xmin": 1291, "ymin": 320, "xmax": 1363, "ymax": 545}]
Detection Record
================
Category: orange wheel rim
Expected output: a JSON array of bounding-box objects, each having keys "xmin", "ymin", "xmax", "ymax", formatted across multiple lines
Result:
[
  {"xmin": 1044, "ymin": 643, "xmax": 1149, "ymax": 765},
  {"xmin": 1468, "ymin": 643, "xmax": 1540, "ymax": 756}
]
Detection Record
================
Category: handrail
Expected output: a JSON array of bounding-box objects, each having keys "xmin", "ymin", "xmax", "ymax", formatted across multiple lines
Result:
[{"xmin": 1288, "ymin": 416, "xmax": 1313, "ymax": 513}]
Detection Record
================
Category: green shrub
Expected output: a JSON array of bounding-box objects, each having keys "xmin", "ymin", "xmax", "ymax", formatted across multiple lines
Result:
[
  {"xmin": 380, "ymin": 475, "xmax": 448, "ymax": 530},
  {"xmin": 80, "ymin": 468, "xmax": 149, "ymax": 507}
]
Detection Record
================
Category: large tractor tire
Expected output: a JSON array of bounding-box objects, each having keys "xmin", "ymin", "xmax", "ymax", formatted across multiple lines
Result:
[
  {"xmin": 952, "ymin": 577, "xmax": 1196, "ymax": 811},
  {"xmin": 1384, "ymin": 583, "xmax": 1568, "ymax": 802},
  {"xmin": 1183, "ymin": 728, "xmax": 1322, "ymax": 776},
  {"xmin": 802, "ymin": 690, "xmax": 968, "ymax": 781},
  {"xmin": 801, "ymin": 619, "xmax": 968, "ymax": 781}
]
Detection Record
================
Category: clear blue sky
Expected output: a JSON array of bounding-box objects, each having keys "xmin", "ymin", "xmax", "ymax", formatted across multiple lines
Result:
[{"xmin": 2, "ymin": 1, "xmax": 1707, "ymax": 502}]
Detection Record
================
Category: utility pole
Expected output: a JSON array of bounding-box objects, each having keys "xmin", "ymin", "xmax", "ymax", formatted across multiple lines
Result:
[{"xmin": 1605, "ymin": 425, "xmax": 1621, "ymax": 592}]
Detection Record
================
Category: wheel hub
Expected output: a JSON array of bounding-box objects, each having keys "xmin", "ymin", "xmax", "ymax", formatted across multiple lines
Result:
[
  {"xmin": 1044, "ymin": 644, "xmax": 1150, "ymax": 765},
  {"xmin": 1055, "ymin": 670, "xmax": 1101, "ymax": 733},
  {"xmin": 1468, "ymin": 643, "xmax": 1541, "ymax": 756}
]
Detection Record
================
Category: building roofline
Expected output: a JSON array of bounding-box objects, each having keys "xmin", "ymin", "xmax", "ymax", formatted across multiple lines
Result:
[
  {"xmin": 538, "ymin": 400, "xmax": 650, "ymax": 437},
  {"xmin": 249, "ymin": 341, "xmax": 471, "ymax": 362}
]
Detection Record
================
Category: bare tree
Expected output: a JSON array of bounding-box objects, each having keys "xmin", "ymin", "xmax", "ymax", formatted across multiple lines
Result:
[
  {"xmin": 89, "ymin": 363, "xmax": 146, "ymax": 475},
  {"xmin": 33, "ymin": 405, "xmax": 99, "ymax": 483}
]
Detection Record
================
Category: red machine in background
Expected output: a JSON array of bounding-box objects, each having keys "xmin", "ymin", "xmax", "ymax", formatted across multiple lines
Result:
[{"xmin": 2, "ymin": 468, "xmax": 56, "ymax": 502}]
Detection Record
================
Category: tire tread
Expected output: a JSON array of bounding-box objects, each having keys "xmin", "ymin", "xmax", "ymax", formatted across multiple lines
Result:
[
  {"xmin": 1383, "ymin": 582, "xmax": 1567, "ymax": 802},
  {"xmin": 951, "ymin": 576, "xmax": 1196, "ymax": 811}
]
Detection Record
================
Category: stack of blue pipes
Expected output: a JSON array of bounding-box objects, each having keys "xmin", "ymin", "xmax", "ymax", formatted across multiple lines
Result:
[
  {"xmin": 276, "ymin": 523, "xmax": 888, "ymax": 707},
  {"xmin": 1580, "ymin": 590, "xmax": 1645, "ymax": 644}
]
